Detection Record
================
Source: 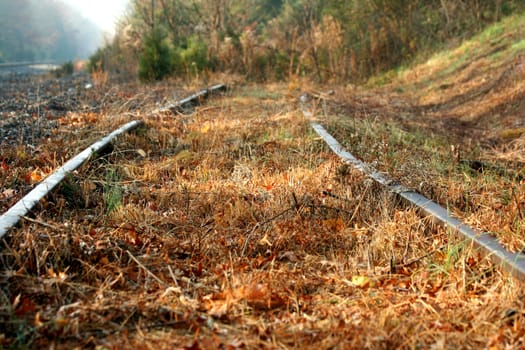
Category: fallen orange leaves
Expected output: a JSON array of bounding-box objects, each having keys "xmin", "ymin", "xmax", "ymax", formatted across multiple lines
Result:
[
  {"xmin": 24, "ymin": 168, "xmax": 47, "ymax": 184},
  {"xmin": 14, "ymin": 295, "xmax": 36, "ymax": 316},
  {"xmin": 322, "ymin": 217, "xmax": 345, "ymax": 232},
  {"xmin": 203, "ymin": 281, "xmax": 286, "ymax": 317}
]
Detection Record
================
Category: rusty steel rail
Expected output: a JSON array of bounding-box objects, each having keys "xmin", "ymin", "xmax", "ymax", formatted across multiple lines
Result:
[
  {"xmin": 0, "ymin": 84, "xmax": 227, "ymax": 239},
  {"xmin": 310, "ymin": 121, "xmax": 525, "ymax": 280}
]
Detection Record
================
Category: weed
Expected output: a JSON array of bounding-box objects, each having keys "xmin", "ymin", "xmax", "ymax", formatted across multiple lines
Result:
[
  {"xmin": 53, "ymin": 61, "xmax": 74, "ymax": 78},
  {"xmin": 103, "ymin": 168, "xmax": 123, "ymax": 213},
  {"xmin": 91, "ymin": 66, "xmax": 108, "ymax": 87}
]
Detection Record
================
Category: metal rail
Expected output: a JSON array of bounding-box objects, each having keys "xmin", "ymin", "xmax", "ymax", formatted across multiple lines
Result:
[
  {"xmin": 0, "ymin": 120, "xmax": 143, "ymax": 238},
  {"xmin": 0, "ymin": 84, "xmax": 227, "ymax": 239},
  {"xmin": 311, "ymin": 122, "xmax": 525, "ymax": 280},
  {"xmin": 0, "ymin": 61, "xmax": 60, "ymax": 76},
  {"xmin": 154, "ymin": 84, "xmax": 227, "ymax": 113},
  {"xmin": 0, "ymin": 61, "xmax": 60, "ymax": 68}
]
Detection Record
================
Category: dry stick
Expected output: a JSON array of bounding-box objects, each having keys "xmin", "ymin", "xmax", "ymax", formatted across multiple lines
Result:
[
  {"xmin": 195, "ymin": 106, "xmax": 223, "ymax": 114},
  {"xmin": 241, "ymin": 207, "xmax": 294, "ymax": 257},
  {"xmin": 396, "ymin": 244, "xmax": 448, "ymax": 269},
  {"xmin": 322, "ymin": 190, "xmax": 354, "ymax": 203},
  {"xmin": 241, "ymin": 191, "xmax": 356, "ymax": 257},
  {"xmin": 316, "ymin": 204, "xmax": 354, "ymax": 216},
  {"xmin": 21, "ymin": 215, "xmax": 63, "ymax": 231},
  {"xmin": 349, "ymin": 181, "xmax": 371, "ymax": 223},
  {"xmin": 126, "ymin": 250, "xmax": 167, "ymax": 288}
]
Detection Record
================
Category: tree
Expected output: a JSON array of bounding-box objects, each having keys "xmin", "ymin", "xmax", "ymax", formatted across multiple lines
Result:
[{"xmin": 138, "ymin": 28, "xmax": 173, "ymax": 81}]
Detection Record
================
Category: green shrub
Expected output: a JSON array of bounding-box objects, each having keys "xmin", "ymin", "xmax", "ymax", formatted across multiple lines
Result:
[
  {"xmin": 104, "ymin": 169, "xmax": 122, "ymax": 214},
  {"xmin": 138, "ymin": 28, "xmax": 173, "ymax": 82},
  {"xmin": 173, "ymin": 36, "xmax": 213, "ymax": 77},
  {"xmin": 53, "ymin": 61, "xmax": 74, "ymax": 77},
  {"xmin": 87, "ymin": 47, "xmax": 107, "ymax": 72}
]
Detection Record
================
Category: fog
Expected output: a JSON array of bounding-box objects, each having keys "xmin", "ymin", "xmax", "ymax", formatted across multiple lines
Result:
[
  {"xmin": 62, "ymin": 0, "xmax": 129, "ymax": 36},
  {"xmin": 0, "ymin": 0, "xmax": 125, "ymax": 63}
]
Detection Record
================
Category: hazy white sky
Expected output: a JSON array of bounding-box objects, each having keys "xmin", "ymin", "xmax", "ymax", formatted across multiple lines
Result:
[{"xmin": 63, "ymin": 0, "xmax": 130, "ymax": 35}]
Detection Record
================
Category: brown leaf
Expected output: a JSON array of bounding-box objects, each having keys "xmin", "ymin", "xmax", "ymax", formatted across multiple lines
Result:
[{"xmin": 15, "ymin": 297, "xmax": 36, "ymax": 316}]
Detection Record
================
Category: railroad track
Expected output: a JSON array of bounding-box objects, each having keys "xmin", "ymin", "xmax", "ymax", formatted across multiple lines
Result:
[
  {"xmin": 0, "ymin": 84, "xmax": 226, "ymax": 238},
  {"xmin": 2, "ymin": 83, "xmax": 523, "ymax": 279},
  {"xmin": 0, "ymin": 61, "xmax": 60, "ymax": 76},
  {"xmin": 300, "ymin": 96, "xmax": 525, "ymax": 280},
  {"xmin": 309, "ymin": 121, "xmax": 525, "ymax": 280},
  {"xmin": 1, "ymin": 83, "xmax": 523, "ymax": 348}
]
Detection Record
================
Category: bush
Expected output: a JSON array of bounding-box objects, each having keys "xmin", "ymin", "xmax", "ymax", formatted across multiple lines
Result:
[
  {"xmin": 172, "ymin": 36, "xmax": 214, "ymax": 77},
  {"xmin": 53, "ymin": 61, "xmax": 74, "ymax": 77},
  {"xmin": 87, "ymin": 47, "xmax": 106, "ymax": 72},
  {"xmin": 138, "ymin": 29, "xmax": 173, "ymax": 82}
]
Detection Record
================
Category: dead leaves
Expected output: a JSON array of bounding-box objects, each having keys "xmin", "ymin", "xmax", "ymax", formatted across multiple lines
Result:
[
  {"xmin": 12, "ymin": 294, "xmax": 37, "ymax": 316},
  {"xmin": 350, "ymin": 275, "xmax": 373, "ymax": 288},
  {"xmin": 0, "ymin": 188, "xmax": 16, "ymax": 201},
  {"xmin": 28, "ymin": 168, "xmax": 45, "ymax": 184},
  {"xmin": 203, "ymin": 277, "xmax": 286, "ymax": 317},
  {"xmin": 322, "ymin": 217, "xmax": 345, "ymax": 232},
  {"xmin": 57, "ymin": 112, "xmax": 99, "ymax": 126}
]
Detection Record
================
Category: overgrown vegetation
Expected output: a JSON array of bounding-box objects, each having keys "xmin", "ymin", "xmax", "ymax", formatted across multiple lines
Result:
[
  {"xmin": 322, "ymin": 11, "xmax": 525, "ymax": 252},
  {"xmin": 2, "ymin": 81, "xmax": 524, "ymax": 348},
  {"xmin": 1, "ymin": 1, "xmax": 525, "ymax": 348},
  {"xmin": 137, "ymin": 28, "xmax": 173, "ymax": 82},
  {"xmin": 94, "ymin": 0, "xmax": 524, "ymax": 82},
  {"xmin": 53, "ymin": 61, "xmax": 74, "ymax": 78}
]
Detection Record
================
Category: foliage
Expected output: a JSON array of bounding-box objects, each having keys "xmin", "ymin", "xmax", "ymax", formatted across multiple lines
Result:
[
  {"xmin": 53, "ymin": 61, "xmax": 74, "ymax": 78},
  {"xmin": 172, "ymin": 36, "xmax": 213, "ymax": 77},
  {"xmin": 104, "ymin": 168, "xmax": 123, "ymax": 213},
  {"xmin": 96, "ymin": 0, "xmax": 524, "ymax": 82},
  {"xmin": 87, "ymin": 47, "xmax": 106, "ymax": 72},
  {"xmin": 138, "ymin": 28, "xmax": 173, "ymax": 81}
]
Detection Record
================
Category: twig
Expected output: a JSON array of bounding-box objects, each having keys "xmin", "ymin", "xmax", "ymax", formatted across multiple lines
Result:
[
  {"xmin": 292, "ymin": 192, "xmax": 300, "ymax": 209},
  {"xmin": 349, "ymin": 181, "xmax": 371, "ymax": 223},
  {"xmin": 241, "ymin": 207, "xmax": 293, "ymax": 257},
  {"xmin": 315, "ymin": 205, "xmax": 354, "ymax": 216},
  {"xmin": 195, "ymin": 106, "xmax": 222, "ymax": 113},
  {"xmin": 21, "ymin": 215, "xmax": 62, "ymax": 231},
  {"xmin": 322, "ymin": 190, "xmax": 353, "ymax": 203},
  {"xmin": 397, "ymin": 244, "xmax": 448, "ymax": 269},
  {"xmin": 126, "ymin": 250, "xmax": 167, "ymax": 287}
]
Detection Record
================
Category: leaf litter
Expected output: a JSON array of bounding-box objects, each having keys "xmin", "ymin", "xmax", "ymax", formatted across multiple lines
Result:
[{"xmin": 1, "ymin": 76, "xmax": 524, "ymax": 349}]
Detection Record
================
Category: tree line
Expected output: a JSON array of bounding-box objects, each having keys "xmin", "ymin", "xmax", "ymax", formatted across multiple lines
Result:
[{"xmin": 93, "ymin": 0, "xmax": 524, "ymax": 82}]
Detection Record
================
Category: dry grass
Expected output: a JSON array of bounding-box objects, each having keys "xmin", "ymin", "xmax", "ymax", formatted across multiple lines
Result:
[
  {"xmin": 1, "ymin": 82, "xmax": 524, "ymax": 349},
  {"xmin": 0, "ymin": 78, "xmax": 192, "ymax": 214},
  {"xmin": 318, "ymin": 12, "xmax": 525, "ymax": 254},
  {"xmin": 2, "ymin": 14, "xmax": 525, "ymax": 346}
]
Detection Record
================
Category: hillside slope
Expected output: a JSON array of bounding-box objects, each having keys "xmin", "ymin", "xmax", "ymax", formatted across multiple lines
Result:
[
  {"xmin": 395, "ymin": 12, "xmax": 525, "ymax": 147},
  {"xmin": 322, "ymin": 11, "xmax": 525, "ymax": 251}
]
